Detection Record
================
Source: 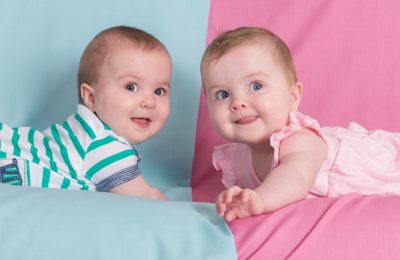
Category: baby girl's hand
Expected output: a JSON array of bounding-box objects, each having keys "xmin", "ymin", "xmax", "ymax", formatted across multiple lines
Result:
[{"xmin": 216, "ymin": 186, "xmax": 264, "ymax": 222}]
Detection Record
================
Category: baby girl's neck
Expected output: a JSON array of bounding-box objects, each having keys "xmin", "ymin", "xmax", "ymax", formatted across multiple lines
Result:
[
  {"xmin": 248, "ymin": 143, "xmax": 274, "ymax": 181},
  {"xmin": 248, "ymin": 142, "xmax": 273, "ymax": 156}
]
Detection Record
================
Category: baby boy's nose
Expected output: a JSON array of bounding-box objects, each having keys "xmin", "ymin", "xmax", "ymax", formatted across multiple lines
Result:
[{"xmin": 141, "ymin": 95, "xmax": 156, "ymax": 109}]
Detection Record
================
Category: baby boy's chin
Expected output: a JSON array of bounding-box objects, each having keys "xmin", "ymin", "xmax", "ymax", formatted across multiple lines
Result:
[
  {"xmin": 125, "ymin": 131, "xmax": 159, "ymax": 145},
  {"xmin": 118, "ymin": 121, "xmax": 166, "ymax": 144},
  {"xmin": 127, "ymin": 136, "xmax": 150, "ymax": 145}
]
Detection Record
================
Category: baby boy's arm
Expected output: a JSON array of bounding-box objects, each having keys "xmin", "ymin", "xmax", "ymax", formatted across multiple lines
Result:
[
  {"xmin": 110, "ymin": 175, "xmax": 167, "ymax": 200},
  {"xmin": 254, "ymin": 128, "xmax": 327, "ymax": 212}
]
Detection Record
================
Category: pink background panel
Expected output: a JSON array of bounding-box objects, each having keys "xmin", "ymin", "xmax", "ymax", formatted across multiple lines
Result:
[{"xmin": 192, "ymin": 0, "xmax": 400, "ymax": 202}]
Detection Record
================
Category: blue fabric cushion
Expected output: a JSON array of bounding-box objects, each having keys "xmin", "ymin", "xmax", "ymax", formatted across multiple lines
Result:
[{"xmin": 0, "ymin": 184, "xmax": 236, "ymax": 260}]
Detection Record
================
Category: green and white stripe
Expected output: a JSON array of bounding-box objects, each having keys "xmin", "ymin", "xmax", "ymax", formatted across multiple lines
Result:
[{"xmin": 0, "ymin": 105, "xmax": 140, "ymax": 191}]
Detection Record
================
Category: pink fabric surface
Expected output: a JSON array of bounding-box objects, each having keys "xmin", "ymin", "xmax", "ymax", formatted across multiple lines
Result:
[
  {"xmin": 230, "ymin": 193, "xmax": 400, "ymax": 259},
  {"xmin": 192, "ymin": 0, "xmax": 400, "ymax": 201}
]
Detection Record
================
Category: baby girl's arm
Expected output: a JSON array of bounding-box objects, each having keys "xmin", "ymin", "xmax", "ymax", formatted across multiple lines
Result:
[
  {"xmin": 216, "ymin": 129, "xmax": 327, "ymax": 221},
  {"xmin": 110, "ymin": 175, "xmax": 167, "ymax": 200},
  {"xmin": 255, "ymin": 128, "xmax": 327, "ymax": 211}
]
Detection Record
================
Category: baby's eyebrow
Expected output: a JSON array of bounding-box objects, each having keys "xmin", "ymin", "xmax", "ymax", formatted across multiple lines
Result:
[
  {"xmin": 243, "ymin": 71, "xmax": 270, "ymax": 80},
  {"xmin": 204, "ymin": 85, "xmax": 224, "ymax": 98},
  {"xmin": 117, "ymin": 73, "xmax": 141, "ymax": 81},
  {"xmin": 206, "ymin": 84, "xmax": 223, "ymax": 92},
  {"xmin": 160, "ymin": 82, "xmax": 171, "ymax": 88}
]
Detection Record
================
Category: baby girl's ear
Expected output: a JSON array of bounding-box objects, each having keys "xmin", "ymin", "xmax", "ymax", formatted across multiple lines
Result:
[
  {"xmin": 80, "ymin": 83, "xmax": 96, "ymax": 111},
  {"xmin": 290, "ymin": 82, "xmax": 302, "ymax": 110}
]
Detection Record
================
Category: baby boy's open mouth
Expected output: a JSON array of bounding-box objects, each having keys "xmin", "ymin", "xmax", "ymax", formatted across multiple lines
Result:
[{"xmin": 131, "ymin": 118, "xmax": 151, "ymax": 128}]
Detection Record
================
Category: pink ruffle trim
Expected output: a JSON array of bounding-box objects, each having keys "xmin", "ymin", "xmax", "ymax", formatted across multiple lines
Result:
[
  {"xmin": 213, "ymin": 143, "xmax": 238, "ymax": 188},
  {"xmin": 269, "ymin": 111, "xmax": 322, "ymax": 168}
]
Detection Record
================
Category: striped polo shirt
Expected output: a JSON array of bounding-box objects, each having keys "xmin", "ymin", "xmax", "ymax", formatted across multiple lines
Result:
[{"xmin": 0, "ymin": 104, "xmax": 141, "ymax": 192}]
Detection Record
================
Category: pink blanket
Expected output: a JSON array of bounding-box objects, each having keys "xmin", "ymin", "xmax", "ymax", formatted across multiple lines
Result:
[{"xmin": 231, "ymin": 194, "xmax": 400, "ymax": 259}]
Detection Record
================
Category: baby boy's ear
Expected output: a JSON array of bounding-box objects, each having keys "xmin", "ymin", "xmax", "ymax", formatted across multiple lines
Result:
[
  {"xmin": 80, "ymin": 83, "xmax": 96, "ymax": 111},
  {"xmin": 291, "ymin": 82, "xmax": 302, "ymax": 110}
]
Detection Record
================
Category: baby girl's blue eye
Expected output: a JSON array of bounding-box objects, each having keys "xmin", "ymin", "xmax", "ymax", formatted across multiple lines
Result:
[
  {"xmin": 250, "ymin": 82, "xmax": 263, "ymax": 91},
  {"xmin": 216, "ymin": 90, "xmax": 229, "ymax": 100},
  {"xmin": 155, "ymin": 88, "xmax": 166, "ymax": 96},
  {"xmin": 126, "ymin": 83, "xmax": 138, "ymax": 92}
]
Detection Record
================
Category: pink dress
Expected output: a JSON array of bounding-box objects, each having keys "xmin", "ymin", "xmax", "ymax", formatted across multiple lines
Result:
[{"xmin": 213, "ymin": 111, "xmax": 400, "ymax": 198}]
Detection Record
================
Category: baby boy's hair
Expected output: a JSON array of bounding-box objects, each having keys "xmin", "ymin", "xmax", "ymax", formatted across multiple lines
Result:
[
  {"xmin": 201, "ymin": 27, "xmax": 298, "ymax": 85},
  {"xmin": 77, "ymin": 25, "xmax": 170, "ymax": 104}
]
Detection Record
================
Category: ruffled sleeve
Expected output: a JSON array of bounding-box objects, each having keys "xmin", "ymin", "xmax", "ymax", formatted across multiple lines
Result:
[
  {"xmin": 212, "ymin": 144, "xmax": 238, "ymax": 188},
  {"xmin": 269, "ymin": 111, "xmax": 330, "ymax": 197},
  {"xmin": 269, "ymin": 111, "xmax": 323, "ymax": 169}
]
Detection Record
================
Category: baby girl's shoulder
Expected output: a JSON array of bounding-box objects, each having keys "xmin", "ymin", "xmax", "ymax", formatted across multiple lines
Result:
[
  {"xmin": 280, "ymin": 127, "xmax": 326, "ymax": 152},
  {"xmin": 288, "ymin": 111, "xmax": 322, "ymax": 130},
  {"xmin": 271, "ymin": 111, "xmax": 322, "ymax": 144}
]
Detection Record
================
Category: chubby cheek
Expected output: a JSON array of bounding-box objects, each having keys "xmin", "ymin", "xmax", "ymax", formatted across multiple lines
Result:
[
  {"xmin": 115, "ymin": 118, "xmax": 130, "ymax": 133},
  {"xmin": 215, "ymin": 125, "xmax": 230, "ymax": 139},
  {"xmin": 210, "ymin": 112, "xmax": 231, "ymax": 138},
  {"xmin": 159, "ymin": 104, "xmax": 170, "ymax": 123},
  {"xmin": 153, "ymin": 105, "xmax": 169, "ymax": 132},
  {"xmin": 95, "ymin": 110, "xmax": 116, "ymax": 130}
]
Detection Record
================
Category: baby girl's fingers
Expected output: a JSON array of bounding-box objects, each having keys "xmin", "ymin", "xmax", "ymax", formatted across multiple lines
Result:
[
  {"xmin": 224, "ymin": 186, "xmax": 243, "ymax": 203},
  {"xmin": 240, "ymin": 188, "xmax": 253, "ymax": 203},
  {"xmin": 217, "ymin": 207, "xmax": 225, "ymax": 217},
  {"xmin": 224, "ymin": 208, "xmax": 238, "ymax": 222},
  {"xmin": 216, "ymin": 187, "xmax": 246, "ymax": 220},
  {"xmin": 216, "ymin": 194, "xmax": 227, "ymax": 216}
]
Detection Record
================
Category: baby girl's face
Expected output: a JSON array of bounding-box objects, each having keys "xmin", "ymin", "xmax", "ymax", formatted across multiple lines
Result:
[
  {"xmin": 87, "ymin": 46, "xmax": 172, "ymax": 144},
  {"xmin": 202, "ymin": 42, "xmax": 300, "ymax": 144}
]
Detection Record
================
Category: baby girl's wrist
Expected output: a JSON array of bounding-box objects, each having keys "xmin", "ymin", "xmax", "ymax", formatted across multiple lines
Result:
[{"xmin": 253, "ymin": 188, "xmax": 269, "ymax": 213}]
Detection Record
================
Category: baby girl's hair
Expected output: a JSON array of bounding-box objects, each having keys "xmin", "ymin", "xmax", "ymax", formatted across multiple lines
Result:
[
  {"xmin": 201, "ymin": 26, "xmax": 298, "ymax": 85},
  {"xmin": 77, "ymin": 25, "xmax": 170, "ymax": 104}
]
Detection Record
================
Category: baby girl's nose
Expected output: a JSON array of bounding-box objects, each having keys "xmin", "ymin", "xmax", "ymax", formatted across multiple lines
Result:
[{"xmin": 230, "ymin": 100, "xmax": 247, "ymax": 111}]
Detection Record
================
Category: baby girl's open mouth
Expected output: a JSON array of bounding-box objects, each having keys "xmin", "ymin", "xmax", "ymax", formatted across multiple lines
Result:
[
  {"xmin": 132, "ymin": 118, "xmax": 151, "ymax": 128},
  {"xmin": 235, "ymin": 116, "xmax": 258, "ymax": 125}
]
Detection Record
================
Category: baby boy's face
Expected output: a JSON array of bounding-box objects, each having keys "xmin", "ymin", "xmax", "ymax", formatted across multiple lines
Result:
[
  {"xmin": 202, "ymin": 42, "xmax": 297, "ymax": 144},
  {"xmin": 88, "ymin": 46, "xmax": 172, "ymax": 144}
]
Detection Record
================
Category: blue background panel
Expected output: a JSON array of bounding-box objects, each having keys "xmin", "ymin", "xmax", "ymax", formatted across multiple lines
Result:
[{"xmin": 0, "ymin": 0, "xmax": 210, "ymax": 189}]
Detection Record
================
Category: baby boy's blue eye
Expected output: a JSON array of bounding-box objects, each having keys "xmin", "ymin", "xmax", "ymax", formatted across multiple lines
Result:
[
  {"xmin": 216, "ymin": 90, "xmax": 229, "ymax": 100},
  {"xmin": 250, "ymin": 82, "xmax": 263, "ymax": 91},
  {"xmin": 126, "ymin": 83, "xmax": 138, "ymax": 92},
  {"xmin": 155, "ymin": 88, "xmax": 166, "ymax": 96}
]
